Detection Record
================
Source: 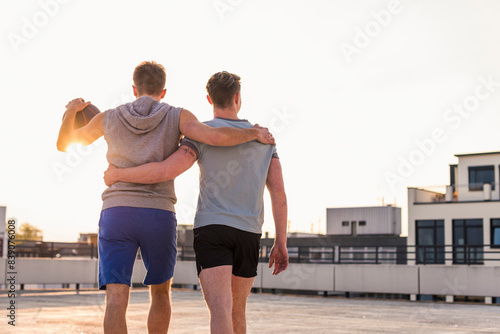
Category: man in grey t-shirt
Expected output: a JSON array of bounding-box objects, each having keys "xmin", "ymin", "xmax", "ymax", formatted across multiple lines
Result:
[{"xmin": 104, "ymin": 71, "xmax": 289, "ymax": 333}]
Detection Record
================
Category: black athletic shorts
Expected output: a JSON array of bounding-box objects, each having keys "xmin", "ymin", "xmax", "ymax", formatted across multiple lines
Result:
[{"xmin": 193, "ymin": 224, "xmax": 261, "ymax": 278}]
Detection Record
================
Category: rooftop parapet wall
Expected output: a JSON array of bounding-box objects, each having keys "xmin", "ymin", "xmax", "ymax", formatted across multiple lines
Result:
[{"xmin": 2, "ymin": 259, "xmax": 499, "ymax": 303}]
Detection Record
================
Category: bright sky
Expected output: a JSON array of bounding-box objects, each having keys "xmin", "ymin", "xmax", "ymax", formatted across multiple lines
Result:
[{"xmin": 1, "ymin": 0, "xmax": 500, "ymax": 242}]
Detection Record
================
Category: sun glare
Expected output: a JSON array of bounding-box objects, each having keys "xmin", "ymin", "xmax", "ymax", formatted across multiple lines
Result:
[{"xmin": 66, "ymin": 142, "xmax": 85, "ymax": 152}]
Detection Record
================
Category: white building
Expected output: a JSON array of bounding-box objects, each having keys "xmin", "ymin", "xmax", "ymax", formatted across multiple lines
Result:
[
  {"xmin": 326, "ymin": 205, "xmax": 401, "ymax": 236},
  {"xmin": 78, "ymin": 232, "xmax": 97, "ymax": 246},
  {"xmin": 325, "ymin": 206, "xmax": 403, "ymax": 264},
  {"xmin": 408, "ymin": 151, "xmax": 500, "ymax": 266}
]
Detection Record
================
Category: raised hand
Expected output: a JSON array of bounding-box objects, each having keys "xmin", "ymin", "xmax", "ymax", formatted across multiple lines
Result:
[{"xmin": 65, "ymin": 98, "xmax": 90, "ymax": 114}]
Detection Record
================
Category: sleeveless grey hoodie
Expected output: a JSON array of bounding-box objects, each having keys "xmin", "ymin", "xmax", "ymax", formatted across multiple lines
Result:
[{"xmin": 101, "ymin": 96, "xmax": 182, "ymax": 213}]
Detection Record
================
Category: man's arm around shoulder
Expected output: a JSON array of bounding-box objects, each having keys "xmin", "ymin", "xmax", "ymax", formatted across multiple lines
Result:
[
  {"xmin": 104, "ymin": 144, "xmax": 197, "ymax": 186},
  {"xmin": 178, "ymin": 109, "xmax": 275, "ymax": 146}
]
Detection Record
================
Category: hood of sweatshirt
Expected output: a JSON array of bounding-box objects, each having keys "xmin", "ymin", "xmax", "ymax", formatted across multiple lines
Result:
[{"xmin": 115, "ymin": 96, "xmax": 172, "ymax": 135}]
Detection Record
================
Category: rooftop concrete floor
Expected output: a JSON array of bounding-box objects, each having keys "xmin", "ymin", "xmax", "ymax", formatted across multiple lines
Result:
[{"xmin": 0, "ymin": 288, "xmax": 499, "ymax": 333}]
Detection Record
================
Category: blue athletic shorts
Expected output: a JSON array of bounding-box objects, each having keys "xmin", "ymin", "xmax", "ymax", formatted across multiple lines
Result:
[{"xmin": 98, "ymin": 206, "xmax": 177, "ymax": 290}]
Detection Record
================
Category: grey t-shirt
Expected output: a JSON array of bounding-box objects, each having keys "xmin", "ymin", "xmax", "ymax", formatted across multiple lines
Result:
[{"xmin": 182, "ymin": 117, "xmax": 278, "ymax": 234}]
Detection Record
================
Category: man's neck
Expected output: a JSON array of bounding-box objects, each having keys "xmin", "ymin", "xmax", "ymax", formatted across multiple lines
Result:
[
  {"xmin": 136, "ymin": 94, "xmax": 162, "ymax": 102},
  {"xmin": 213, "ymin": 107, "xmax": 239, "ymax": 120}
]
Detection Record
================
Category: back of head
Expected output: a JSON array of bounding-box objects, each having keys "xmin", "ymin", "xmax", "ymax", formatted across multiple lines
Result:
[
  {"xmin": 206, "ymin": 71, "xmax": 241, "ymax": 108},
  {"xmin": 133, "ymin": 61, "xmax": 166, "ymax": 96}
]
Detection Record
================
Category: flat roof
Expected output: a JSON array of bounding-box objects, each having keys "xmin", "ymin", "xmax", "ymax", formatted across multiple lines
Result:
[
  {"xmin": 455, "ymin": 151, "xmax": 500, "ymax": 157},
  {"xmin": 4, "ymin": 289, "xmax": 498, "ymax": 333}
]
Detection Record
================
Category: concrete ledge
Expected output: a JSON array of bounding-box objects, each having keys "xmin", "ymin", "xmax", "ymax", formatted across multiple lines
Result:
[
  {"xmin": 3, "ymin": 258, "xmax": 500, "ymax": 302},
  {"xmin": 131, "ymin": 260, "xmax": 146, "ymax": 284},
  {"xmin": 419, "ymin": 265, "xmax": 500, "ymax": 297},
  {"xmin": 253, "ymin": 263, "xmax": 264, "ymax": 288},
  {"xmin": 15, "ymin": 258, "xmax": 97, "ymax": 284},
  {"xmin": 173, "ymin": 261, "xmax": 199, "ymax": 285},
  {"xmin": 0, "ymin": 258, "xmax": 5, "ymax": 284},
  {"xmin": 335, "ymin": 265, "xmax": 419, "ymax": 294},
  {"xmin": 261, "ymin": 263, "xmax": 334, "ymax": 291},
  {"xmin": 126, "ymin": 260, "xmax": 199, "ymax": 286}
]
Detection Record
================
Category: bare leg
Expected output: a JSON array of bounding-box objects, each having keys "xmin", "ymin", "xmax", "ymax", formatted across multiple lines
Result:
[
  {"xmin": 104, "ymin": 283, "xmax": 130, "ymax": 334},
  {"xmin": 147, "ymin": 279, "xmax": 172, "ymax": 333},
  {"xmin": 231, "ymin": 275, "xmax": 255, "ymax": 334},
  {"xmin": 199, "ymin": 266, "xmax": 233, "ymax": 334}
]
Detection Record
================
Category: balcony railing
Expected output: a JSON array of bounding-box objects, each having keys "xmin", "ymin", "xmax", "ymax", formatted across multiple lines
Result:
[
  {"xmin": 2, "ymin": 239, "xmax": 97, "ymax": 259},
  {"xmin": 8, "ymin": 241, "xmax": 500, "ymax": 265},
  {"xmin": 413, "ymin": 182, "xmax": 500, "ymax": 204},
  {"xmin": 178, "ymin": 244, "xmax": 500, "ymax": 265},
  {"xmin": 416, "ymin": 244, "xmax": 500, "ymax": 265}
]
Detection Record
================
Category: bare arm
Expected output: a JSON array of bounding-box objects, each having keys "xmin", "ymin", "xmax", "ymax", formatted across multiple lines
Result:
[
  {"xmin": 266, "ymin": 157, "xmax": 289, "ymax": 275},
  {"xmin": 56, "ymin": 98, "xmax": 104, "ymax": 151},
  {"xmin": 104, "ymin": 145, "xmax": 197, "ymax": 186},
  {"xmin": 179, "ymin": 109, "xmax": 275, "ymax": 146}
]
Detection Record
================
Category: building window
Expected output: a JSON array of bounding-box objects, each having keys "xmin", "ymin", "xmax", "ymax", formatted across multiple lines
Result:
[
  {"xmin": 342, "ymin": 221, "xmax": 349, "ymax": 227},
  {"xmin": 491, "ymin": 219, "xmax": 500, "ymax": 248},
  {"xmin": 468, "ymin": 165, "xmax": 495, "ymax": 191},
  {"xmin": 453, "ymin": 219, "xmax": 483, "ymax": 264},
  {"xmin": 450, "ymin": 164, "xmax": 458, "ymax": 192},
  {"xmin": 359, "ymin": 221, "xmax": 366, "ymax": 226},
  {"xmin": 351, "ymin": 221, "xmax": 357, "ymax": 236},
  {"xmin": 416, "ymin": 220, "xmax": 444, "ymax": 264}
]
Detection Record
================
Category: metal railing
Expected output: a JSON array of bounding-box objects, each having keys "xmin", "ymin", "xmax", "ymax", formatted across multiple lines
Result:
[
  {"xmin": 4, "ymin": 240, "xmax": 97, "ymax": 259},
  {"xmin": 287, "ymin": 247, "xmax": 336, "ymax": 264},
  {"xmin": 416, "ymin": 244, "xmax": 500, "ymax": 265},
  {"xmin": 8, "ymin": 241, "xmax": 500, "ymax": 265},
  {"xmin": 337, "ymin": 246, "xmax": 407, "ymax": 265},
  {"xmin": 254, "ymin": 244, "xmax": 500, "ymax": 265},
  {"xmin": 177, "ymin": 246, "xmax": 196, "ymax": 262}
]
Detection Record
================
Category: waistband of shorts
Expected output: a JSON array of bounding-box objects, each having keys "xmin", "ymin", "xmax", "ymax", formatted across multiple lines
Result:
[
  {"xmin": 194, "ymin": 224, "xmax": 261, "ymax": 237},
  {"xmin": 102, "ymin": 196, "xmax": 176, "ymax": 213}
]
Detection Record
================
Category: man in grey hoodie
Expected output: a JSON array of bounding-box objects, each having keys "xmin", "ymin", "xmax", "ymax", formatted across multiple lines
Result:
[{"xmin": 56, "ymin": 61, "xmax": 274, "ymax": 334}]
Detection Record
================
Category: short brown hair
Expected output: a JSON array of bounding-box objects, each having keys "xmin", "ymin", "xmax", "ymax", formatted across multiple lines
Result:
[
  {"xmin": 206, "ymin": 71, "xmax": 241, "ymax": 108},
  {"xmin": 133, "ymin": 61, "xmax": 166, "ymax": 96}
]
